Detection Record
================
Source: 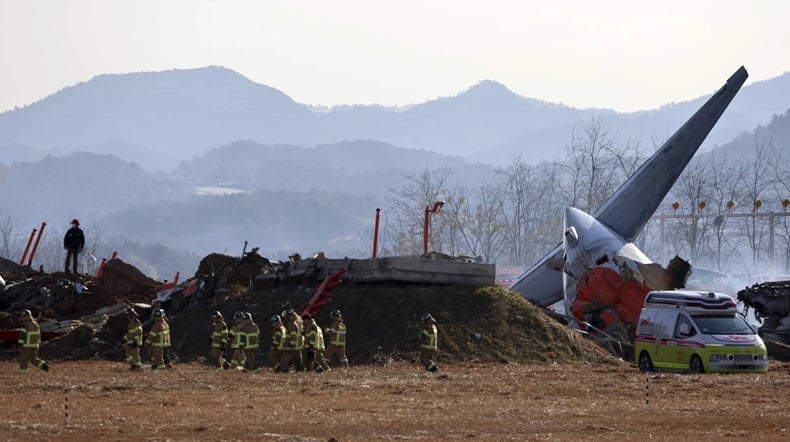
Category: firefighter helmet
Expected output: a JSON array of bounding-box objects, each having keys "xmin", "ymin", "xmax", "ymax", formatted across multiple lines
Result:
[
  {"xmin": 210, "ymin": 311, "xmax": 222, "ymax": 319},
  {"xmin": 153, "ymin": 309, "xmax": 165, "ymax": 318},
  {"xmin": 125, "ymin": 307, "xmax": 138, "ymax": 317},
  {"xmin": 422, "ymin": 313, "xmax": 435, "ymax": 322},
  {"xmin": 330, "ymin": 309, "xmax": 341, "ymax": 318},
  {"xmin": 21, "ymin": 309, "xmax": 33, "ymax": 318},
  {"xmin": 244, "ymin": 312, "xmax": 253, "ymax": 320},
  {"xmin": 233, "ymin": 311, "xmax": 244, "ymax": 320},
  {"xmin": 270, "ymin": 315, "xmax": 282, "ymax": 323}
]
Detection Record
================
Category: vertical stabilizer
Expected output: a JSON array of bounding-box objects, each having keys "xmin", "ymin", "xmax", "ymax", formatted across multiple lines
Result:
[{"xmin": 510, "ymin": 67, "xmax": 748, "ymax": 306}]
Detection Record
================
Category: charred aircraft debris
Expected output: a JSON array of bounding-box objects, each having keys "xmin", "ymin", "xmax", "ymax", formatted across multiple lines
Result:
[{"xmin": 738, "ymin": 281, "xmax": 790, "ymax": 359}]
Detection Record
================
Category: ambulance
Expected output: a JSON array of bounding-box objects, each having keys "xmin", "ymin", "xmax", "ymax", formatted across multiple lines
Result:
[{"xmin": 634, "ymin": 290, "xmax": 768, "ymax": 373}]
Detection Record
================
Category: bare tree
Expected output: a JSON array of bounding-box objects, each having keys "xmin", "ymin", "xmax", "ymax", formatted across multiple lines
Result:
[
  {"xmin": 385, "ymin": 166, "xmax": 453, "ymax": 256},
  {"xmin": 667, "ymin": 159, "xmax": 712, "ymax": 264},
  {"xmin": 706, "ymin": 155, "xmax": 745, "ymax": 272},
  {"xmin": 736, "ymin": 139, "xmax": 777, "ymax": 272},
  {"xmin": 0, "ymin": 211, "xmax": 24, "ymax": 261},
  {"xmin": 561, "ymin": 116, "xmax": 619, "ymax": 213}
]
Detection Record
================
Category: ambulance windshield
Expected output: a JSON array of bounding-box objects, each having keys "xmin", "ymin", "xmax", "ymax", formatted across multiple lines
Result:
[{"xmin": 691, "ymin": 315, "xmax": 754, "ymax": 335}]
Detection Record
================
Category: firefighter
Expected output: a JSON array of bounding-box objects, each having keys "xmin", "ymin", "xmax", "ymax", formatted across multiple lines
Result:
[
  {"xmin": 160, "ymin": 309, "xmax": 174, "ymax": 368},
  {"xmin": 209, "ymin": 311, "xmax": 231, "ymax": 371},
  {"xmin": 145, "ymin": 309, "xmax": 170, "ymax": 370},
  {"xmin": 302, "ymin": 313, "xmax": 331, "ymax": 373},
  {"xmin": 277, "ymin": 309, "xmax": 304, "ymax": 372},
  {"xmin": 269, "ymin": 315, "xmax": 286, "ymax": 371},
  {"xmin": 418, "ymin": 313, "xmax": 439, "ymax": 372},
  {"xmin": 123, "ymin": 308, "xmax": 143, "ymax": 371},
  {"xmin": 17, "ymin": 310, "xmax": 49, "ymax": 372},
  {"xmin": 227, "ymin": 311, "xmax": 246, "ymax": 370},
  {"xmin": 242, "ymin": 312, "xmax": 260, "ymax": 373},
  {"xmin": 324, "ymin": 309, "xmax": 349, "ymax": 368}
]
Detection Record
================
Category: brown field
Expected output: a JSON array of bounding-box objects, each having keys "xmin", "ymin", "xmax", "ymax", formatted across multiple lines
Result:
[{"xmin": 0, "ymin": 359, "xmax": 788, "ymax": 441}]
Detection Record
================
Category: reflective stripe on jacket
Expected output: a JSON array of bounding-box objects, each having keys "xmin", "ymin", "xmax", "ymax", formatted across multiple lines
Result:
[
  {"xmin": 124, "ymin": 319, "xmax": 143, "ymax": 346},
  {"xmin": 421, "ymin": 324, "xmax": 438, "ymax": 350},
  {"xmin": 272, "ymin": 325, "xmax": 286, "ymax": 350},
  {"xmin": 283, "ymin": 321, "xmax": 301, "ymax": 350},
  {"xmin": 242, "ymin": 321, "xmax": 260, "ymax": 350},
  {"xmin": 18, "ymin": 323, "xmax": 41, "ymax": 348},
  {"xmin": 327, "ymin": 320, "xmax": 346, "ymax": 346},
  {"xmin": 304, "ymin": 324, "xmax": 326, "ymax": 351},
  {"xmin": 146, "ymin": 320, "xmax": 170, "ymax": 347},
  {"xmin": 211, "ymin": 319, "xmax": 229, "ymax": 348},
  {"xmin": 229, "ymin": 323, "xmax": 245, "ymax": 349}
]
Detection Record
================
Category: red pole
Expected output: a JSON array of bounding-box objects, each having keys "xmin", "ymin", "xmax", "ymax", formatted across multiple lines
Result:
[
  {"xmin": 423, "ymin": 202, "xmax": 444, "ymax": 256},
  {"xmin": 423, "ymin": 205, "xmax": 430, "ymax": 256},
  {"xmin": 19, "ymin": 228, "xmax": 36, "ymax": 265},
  {"xmin": 173, "ymin": 272, "xmax": 180, "ymax": 285},
  {"xmin": 96, "ymin": 251, "xmax": 117, "ymax": 279},
  {"xmin": 372, "ymin": 208, "xmax": 381, "ymax": 258},
  {"xmin": 27, "ymin": 222, "xmax": 46, "ymax": 267},
  {"xmin": 96, "ymin": 258, "xmax": 107, "ymax": 279}
]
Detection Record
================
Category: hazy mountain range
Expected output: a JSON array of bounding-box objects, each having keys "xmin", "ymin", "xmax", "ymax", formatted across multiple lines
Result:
[
  {"xmin": 1, "ymin": 66, "xmax": 789, "ymax": 277},
  {"xmin": 2, "ymin": 66, "xmax": 790, "ymax": 171}
]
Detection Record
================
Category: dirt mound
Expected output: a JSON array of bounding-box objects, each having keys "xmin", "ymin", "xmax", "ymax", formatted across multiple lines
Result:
[{"xmin": 167, "ymin": 282, "xmax": 617, "ymax": 365}]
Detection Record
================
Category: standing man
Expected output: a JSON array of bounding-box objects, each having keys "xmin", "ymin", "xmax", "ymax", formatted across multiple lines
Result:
[
  {"xmin": 418, "ymin": 313, "xmax": 439, "ymax": 372},
  {"xmin": 17, "ymin": 310, "xmax": 50, "ymax": 372},
  {"xmin": 241, "ymin": 312, "xmax": 260, "ymax": 373},
  {"xmin": 145, "ymin": 309, "xmax": 170, "ymax": 370},
  {"xmin": 63, "ymin": 219, "xmax": 85, "ymax": 274},
  {"xmin": 268, "ymin": 315, "xmax": 286, "ymax": 372},
  {"xmin": 123, "ymin": 308, "xmax": 143, "ymax": 371},
  {"xmin": 302, "ymin": 313, "xmax": 331, "ymax": 373},
  {"xmin": 209, "ymin": 311, "xmax": 230, "ymax": 371},
  {"xmin": 324, "ymin": 309, "xmax": 349, "ymax": 368}
]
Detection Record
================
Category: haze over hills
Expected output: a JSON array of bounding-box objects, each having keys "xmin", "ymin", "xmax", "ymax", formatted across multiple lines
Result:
[
  {"xmin": 2, "ymin": 66, "xmax": 789, "ymax": 280},
  {"xmin": 2, "ymin": 66, "xmax": 789, "ymax": 171}
]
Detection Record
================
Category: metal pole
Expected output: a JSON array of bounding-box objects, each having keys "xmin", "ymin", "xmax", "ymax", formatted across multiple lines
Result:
[
  {"xmin": 769, "ymin": 213, "xmax": 775, "ymax": 277},
  {"xmin": 372, "ymin": 208, "xmax": 381, "ymax": 258},
  {"xmin": 19, "ymin": 228, "xmax": 36, "ymax": 265},
  {"xmin": 423, "ymin": 205, "xmax": 430, "ymax": 256},
  {"xmin": 27, "ymin": 222, "xmax": 46, "ymax": 267}
]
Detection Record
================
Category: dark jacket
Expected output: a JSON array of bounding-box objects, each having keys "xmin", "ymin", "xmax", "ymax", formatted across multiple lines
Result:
[{"xmin": 64, "ymin": 227, "xmax": 85, "ymax": 250}]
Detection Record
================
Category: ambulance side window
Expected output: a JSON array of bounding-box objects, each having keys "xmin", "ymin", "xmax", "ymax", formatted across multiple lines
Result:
[
  {"xmin": 636, "ymin": 311, "xmax": 656, "ymax": 336},
  {"xmin": 654, "ymin": 310, "xmax": 677, "ymax": 338},
  {"xmin": 674, "ymin": 315, "xmax": 696, "ymax": 338}
]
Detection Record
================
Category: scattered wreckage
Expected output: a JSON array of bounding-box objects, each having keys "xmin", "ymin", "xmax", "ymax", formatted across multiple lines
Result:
[
  {"xmin": 1, "ymin": 249, "xmax": 495, "ymax": 362},
  {"xmin": 738, "ymin": 280, "xmax": 790, "ymax": 360}
]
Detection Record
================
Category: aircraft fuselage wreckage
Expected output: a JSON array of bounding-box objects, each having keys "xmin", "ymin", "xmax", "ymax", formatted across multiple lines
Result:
[{"xmin": 510, "ymin": 66, "xmax": 748, "ymax": 334}]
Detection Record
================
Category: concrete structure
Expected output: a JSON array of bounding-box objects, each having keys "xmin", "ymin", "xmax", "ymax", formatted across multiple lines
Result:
[{"xmin": 279, "ymin": 255, "xmax": 495, "ymax": 286}]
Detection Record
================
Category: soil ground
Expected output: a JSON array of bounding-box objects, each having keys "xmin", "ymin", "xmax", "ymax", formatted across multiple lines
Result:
[{"xmin": 1, "ymin": 359, "xmax": 788, "ymax": 441}]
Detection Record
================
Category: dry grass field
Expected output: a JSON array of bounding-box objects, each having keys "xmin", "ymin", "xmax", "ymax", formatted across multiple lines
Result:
[{"xmin": 1, "ymin": 359, "xmax": 788, "ymax": 441}]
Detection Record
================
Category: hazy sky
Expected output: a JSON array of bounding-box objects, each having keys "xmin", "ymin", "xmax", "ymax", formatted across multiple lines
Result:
[{"xmin": 2, "ymin": 0, "xmax": 789, "ymax": 113}]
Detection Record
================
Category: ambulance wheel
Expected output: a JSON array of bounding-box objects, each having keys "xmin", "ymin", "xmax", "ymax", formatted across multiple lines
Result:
[
  {"xmin": 689, "ymin": 355, "xmax": 704, "ymax": 374},
  {"xmin": 638, "ymin": 351, "xmax": 653, "ymax": 372}
]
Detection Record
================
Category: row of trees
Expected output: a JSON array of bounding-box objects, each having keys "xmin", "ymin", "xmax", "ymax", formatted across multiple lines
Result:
[
  {"xmin": 378, "ymin": 118, "xmax": 790, "ymax": 277},
  {"xmin": 3, "ymin": 116, "xmax": 788, "ymax": 280}
]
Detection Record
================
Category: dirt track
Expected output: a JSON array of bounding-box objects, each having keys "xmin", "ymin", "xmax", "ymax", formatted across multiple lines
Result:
[{"xmin": 1, "ymin": 360, "xmax": 788, "ymax": 441}]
